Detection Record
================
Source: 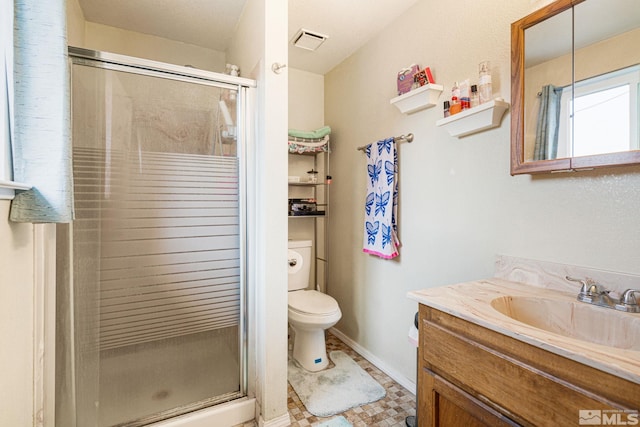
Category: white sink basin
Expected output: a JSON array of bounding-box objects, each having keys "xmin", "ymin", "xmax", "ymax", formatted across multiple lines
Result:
[{"xmin": 490, "ymin": 296, "xmax": 640, "ymax": 351}]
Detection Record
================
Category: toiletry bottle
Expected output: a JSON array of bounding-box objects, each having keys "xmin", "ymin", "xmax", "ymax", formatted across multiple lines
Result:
[
  {"xmin": 470, "ymin": 85, "xmax": 479, "ymax": 108},
  {"xmin": 478, "ymin": 61, "xmax": 492, "ymax": 104},
  {"xmin": 460, "ymin": 79, "xmax": 471, "ymax": 110},
  {"xmin": 449, "ymin": 82, "xmax": 462, "ymax": 115},
  {"xmin": 443, "ymin": 101, "xmax": 450, "ymax": 118}
]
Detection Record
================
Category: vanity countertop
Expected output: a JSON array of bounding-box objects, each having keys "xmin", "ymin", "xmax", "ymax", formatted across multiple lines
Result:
[{"xmin": 407, "ymin": 278, "xmax": 640, "ymax": 385}]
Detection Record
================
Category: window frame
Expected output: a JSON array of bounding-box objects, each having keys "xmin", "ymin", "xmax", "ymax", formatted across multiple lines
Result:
[{"xmin": 558, "ymin": 64, "xmax": 640, "ymax": 159}]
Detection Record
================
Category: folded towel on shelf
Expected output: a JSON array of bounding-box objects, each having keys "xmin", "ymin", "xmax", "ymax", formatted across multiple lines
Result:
[
  {"xmin": 289, "ymin": 135, "xmax": 329, "ymax": 146},
  {"xmin": 288, "ymin": 125, "xmax": 331, "ymax": 140},
  {"xmin": 362, "ymin": 137, "xmax": 400, "ymax": 259},
  {"xmin": 288, "ymin": 135, "xmax": 330, "ymax": 154}
]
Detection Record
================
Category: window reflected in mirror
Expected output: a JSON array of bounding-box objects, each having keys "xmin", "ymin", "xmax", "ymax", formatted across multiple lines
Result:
[{"xmin": 569, "ymin": 65, "xmax": 638, "ymax": 157}]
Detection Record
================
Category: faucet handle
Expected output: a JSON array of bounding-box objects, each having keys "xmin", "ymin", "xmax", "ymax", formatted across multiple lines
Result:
[
  {"xmin": 566, "ymin": 275, "xmax": 587, "ymax": 288},
  {"xmin": 620, "ymin": 289, "xmax": 640, "ymax": 306},
  {"xmin": 566, "ymin": 276, "xmax": 604, "ymax": 296},
  {"xmin": 615, "ymin": 289, "xmax": 640, "ymax": 313}
]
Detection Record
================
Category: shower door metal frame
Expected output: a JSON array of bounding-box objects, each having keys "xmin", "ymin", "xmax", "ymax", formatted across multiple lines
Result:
[{"xmin": 65, "ymin": 46, "xmax": 255, "ymax": 424}]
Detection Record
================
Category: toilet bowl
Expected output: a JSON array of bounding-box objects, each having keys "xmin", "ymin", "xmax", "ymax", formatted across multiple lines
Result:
[
  {"xmin": 288, "ymin": 289, "xmax": 342, "ymax": 371},
  {"xmin": 288, "ymin": 240, "xmax": 342, "ymax": 372}
]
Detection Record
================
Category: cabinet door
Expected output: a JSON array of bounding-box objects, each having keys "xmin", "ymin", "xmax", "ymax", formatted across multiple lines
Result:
[{"xmin": 420, "ymin": 369, "xmax": 520, "ymax": 427}]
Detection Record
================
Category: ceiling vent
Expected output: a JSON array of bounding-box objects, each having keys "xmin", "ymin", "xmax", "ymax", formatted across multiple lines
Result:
[{"xmin": 292, "ymin": 28, "xmax": 329, "ymax": 51}]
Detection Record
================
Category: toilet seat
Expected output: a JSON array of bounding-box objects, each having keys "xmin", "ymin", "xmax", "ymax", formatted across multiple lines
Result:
[{"xmin": 288, "ymin": 290, "xmax": 339, "ymax": 316}]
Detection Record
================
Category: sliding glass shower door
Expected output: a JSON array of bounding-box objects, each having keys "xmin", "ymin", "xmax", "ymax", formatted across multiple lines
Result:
[{"xmin": 56, "ymin": 51, "xmax": 248, "ymax": 427}]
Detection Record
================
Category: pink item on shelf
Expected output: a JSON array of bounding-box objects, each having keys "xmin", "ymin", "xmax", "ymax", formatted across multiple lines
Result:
[{"xmin": 396, "ymin": 64, "xmax": 420, "ymax": 96}]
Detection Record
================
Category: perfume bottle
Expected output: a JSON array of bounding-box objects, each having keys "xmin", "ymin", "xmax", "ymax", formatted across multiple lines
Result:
[
  {"xmin": 478, "ymin": 61, "xmax": 492, "ymax": 104},
  {"xmin": 470, "ymin": 85, "xmax": 479, "ymax": 108}
]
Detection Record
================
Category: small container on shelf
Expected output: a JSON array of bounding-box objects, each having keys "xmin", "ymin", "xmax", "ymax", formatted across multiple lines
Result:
[
  {"xmin": 443, "ymin": 101, "xmax": 451, "ymax": 118},
  {"xmin": 460, "ymin": 79, "xmax": 471, "ymax": 110},
  {"xmin": 478, "ymin": 61, "xmax": 492, "ymax": 104},
  {"xmin": 470, "ymin": 85, "xmax": 479, "ymax": 108},
  {"xmin": 449, "ymin": 99, "xmax": 461, "ymax": 116}
]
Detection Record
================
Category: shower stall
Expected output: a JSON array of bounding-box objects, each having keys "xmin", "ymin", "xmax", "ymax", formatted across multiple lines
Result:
[{"xmin": 56, "ymin": 48, "xmax": 253, "ymax": 427}]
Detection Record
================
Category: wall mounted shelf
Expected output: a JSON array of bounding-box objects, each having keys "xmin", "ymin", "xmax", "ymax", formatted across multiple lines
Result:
[
  {"xmin": 436, "ymin": 98, "xmax": 510, "ymax": 138},
  {"xmin": 390, "ymin": 84, "xmax": 443, "ymax": 114}
]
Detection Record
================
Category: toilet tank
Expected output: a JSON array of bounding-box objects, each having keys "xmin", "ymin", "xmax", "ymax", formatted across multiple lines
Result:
[{"xmin": 288, "ymin": 240, "xmax": 312, "ymax": 291}]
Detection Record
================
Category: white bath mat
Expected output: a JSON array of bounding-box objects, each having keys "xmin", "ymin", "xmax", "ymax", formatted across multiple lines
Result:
[
  {"xmin": 316, "ymin": 415, "xmax": 352, "ymax": 427},
  {"xmin": 288, "ymin": 351, "xmax": 386, "ymax": 417}
]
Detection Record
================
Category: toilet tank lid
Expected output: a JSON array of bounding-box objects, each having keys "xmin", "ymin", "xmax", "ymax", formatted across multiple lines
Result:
[{"xmin": 288, "ymin": 239, "xmax": 312, "ymax": 249}]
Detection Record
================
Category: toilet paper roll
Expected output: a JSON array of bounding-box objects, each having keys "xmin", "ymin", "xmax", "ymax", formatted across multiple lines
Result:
[{"xmin": 287, "ymin": 250, "xmax": 304, "ymax": 274}]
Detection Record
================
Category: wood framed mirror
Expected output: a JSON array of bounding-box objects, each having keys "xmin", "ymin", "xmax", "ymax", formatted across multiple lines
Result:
[{"xmin": 511, "ymin": 0, "xmax": 640, "ymax": 175}]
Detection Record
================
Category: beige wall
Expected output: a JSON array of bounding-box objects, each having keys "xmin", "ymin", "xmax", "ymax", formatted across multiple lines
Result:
[
  {"xmin": 84, "ymin": 22, "xmax": 227, "ymax": 72},
  {"xmin": 288, "ymin": 68, "xmax": 325, "ymax": 273},
  {"xmin": 66, "ymin": 0, "xmax": 227, "ymax": 73},
  {"xmin": 325, "ymin": 0, "xmax": 640, "ymax": 387},
  {"xmin": 0, "ymin": 201, "xmax": 35, "ymax": 426},
  {"xmin": 225, "ymin": 0, "xmax": 263, "ymax": 79},
  {"xmin": 66, "ymin": 0, "xmax": 85, "ymax": 46},
  {"xmin": 289, "ymin": 68, "xmax": 324, "ymax": 131}
]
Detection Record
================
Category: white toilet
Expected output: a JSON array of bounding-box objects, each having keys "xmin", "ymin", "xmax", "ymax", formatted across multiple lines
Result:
[{"xmin": 288, "ymin": 240, "xmax": 341, "ymax": 372}]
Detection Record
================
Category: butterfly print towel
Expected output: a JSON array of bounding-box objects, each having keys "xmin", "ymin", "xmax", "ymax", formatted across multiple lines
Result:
[{"xmin": 362, "ymin": 137, "xmax": 400, "ymax": 259}]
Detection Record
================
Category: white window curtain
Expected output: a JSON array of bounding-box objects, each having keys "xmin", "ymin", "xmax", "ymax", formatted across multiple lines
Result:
[{"xmin": 10, "ymin": 0, "xmax": 73, "ymax": 222}]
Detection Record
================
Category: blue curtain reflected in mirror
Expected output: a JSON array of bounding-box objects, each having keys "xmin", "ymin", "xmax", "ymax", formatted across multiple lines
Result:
[{"xmin": 533, "ymin": 84, "xmax": 563, "ymax": 161}]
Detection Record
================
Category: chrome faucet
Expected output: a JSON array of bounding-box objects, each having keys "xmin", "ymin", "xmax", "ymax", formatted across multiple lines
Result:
[{"xmin": 566, "ymin": 276, "xmax": 640, "ymax": 313}]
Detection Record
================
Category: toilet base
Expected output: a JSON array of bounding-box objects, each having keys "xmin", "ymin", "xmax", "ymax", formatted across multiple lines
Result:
[{"xmin": 291, "ymin": 326, "xmax": 329, "ymax": 372}]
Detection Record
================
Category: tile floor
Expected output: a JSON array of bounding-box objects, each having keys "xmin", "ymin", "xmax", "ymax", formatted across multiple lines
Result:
[{"xmin": 236, "ymin": 332, "xmax": 416, "ymax": 427}]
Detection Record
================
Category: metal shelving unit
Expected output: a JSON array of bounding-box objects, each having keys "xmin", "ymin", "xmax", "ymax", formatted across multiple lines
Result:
[{"xmin": 288, "ymin": 143, "xmax": 329, "ymax": 293}]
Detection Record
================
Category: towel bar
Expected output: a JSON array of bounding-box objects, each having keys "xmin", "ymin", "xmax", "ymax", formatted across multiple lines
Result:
[{"xmin": 356, "ymin": 133, "xmax": 413, "ymax": 151}]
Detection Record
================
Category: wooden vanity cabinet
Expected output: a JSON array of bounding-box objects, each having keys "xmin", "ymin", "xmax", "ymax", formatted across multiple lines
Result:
[{"xmin": 417, "ymin": 305, "xmax": 640, "ymax": 427}]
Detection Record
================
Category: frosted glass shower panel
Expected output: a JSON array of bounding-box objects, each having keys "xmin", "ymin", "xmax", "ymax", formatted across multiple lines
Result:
[{"xmin": 63, "ymin": 63, "xmax": 244, "ymax": 426}]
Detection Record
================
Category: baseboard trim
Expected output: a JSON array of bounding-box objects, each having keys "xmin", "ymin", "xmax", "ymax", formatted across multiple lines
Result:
[
  {"xmin": 329, "ymin": 327, "xmax": 416, "ymax": 395},
  {"xmin": 258, "ymin": 412, "xmax": 291, "ymax": 427}
]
